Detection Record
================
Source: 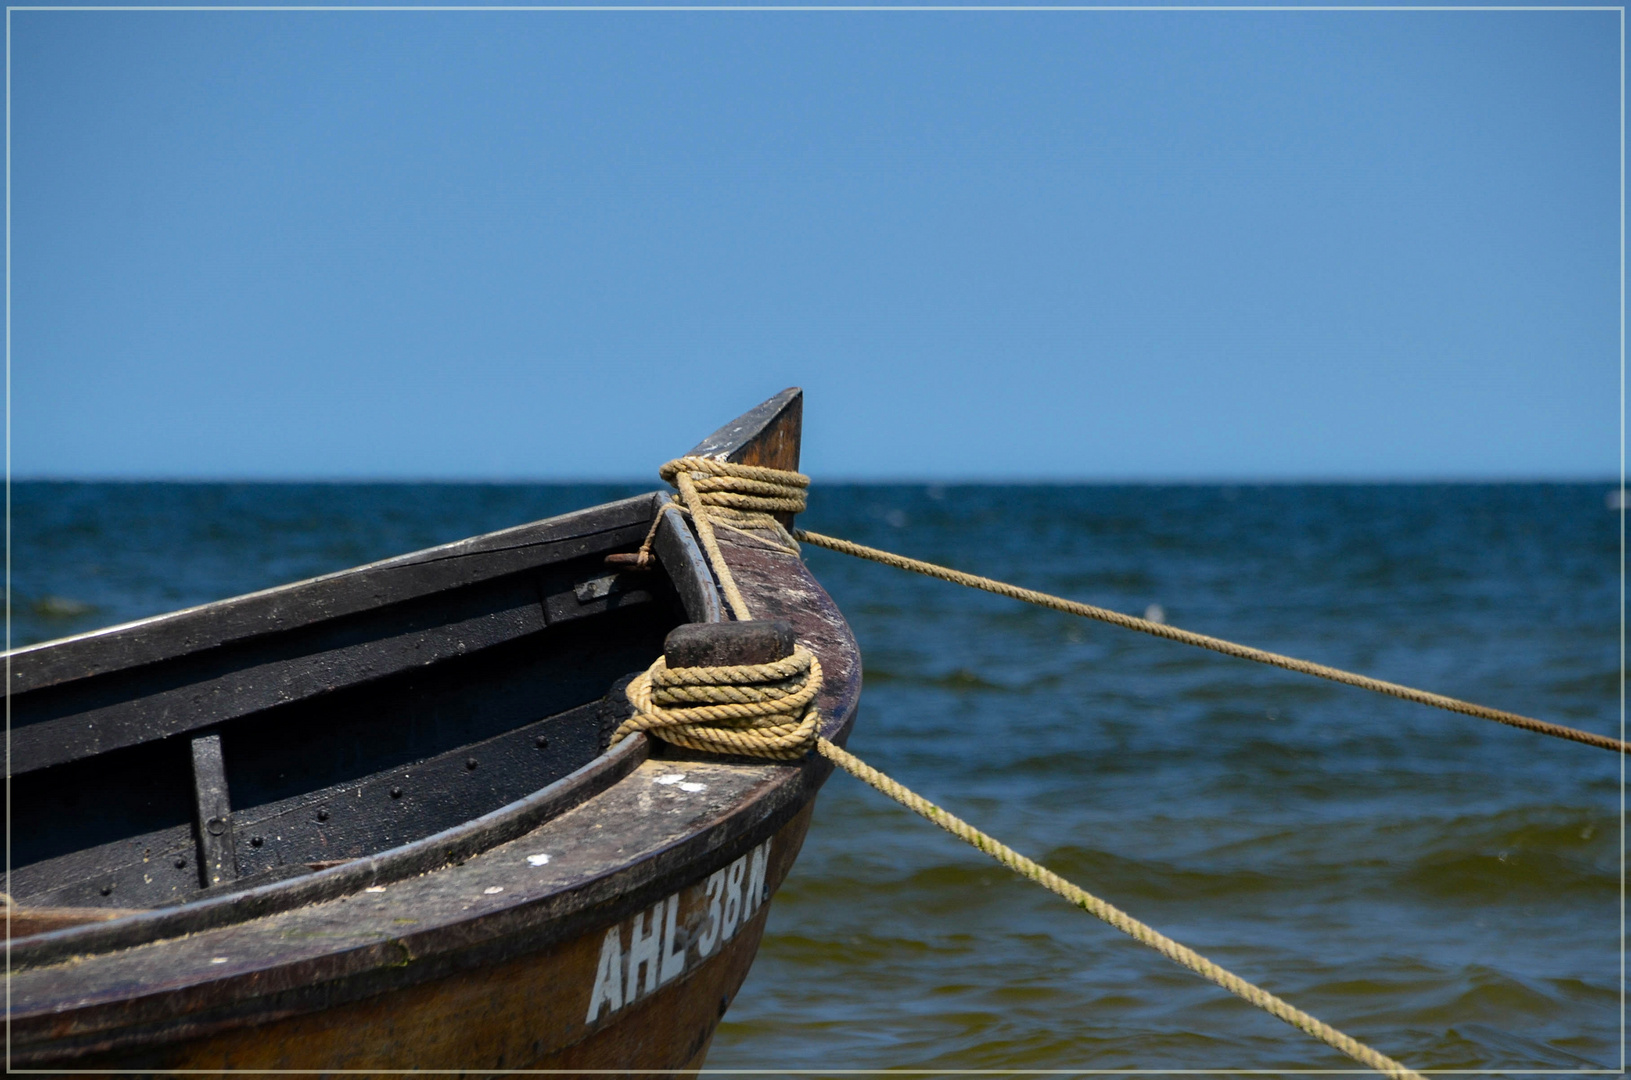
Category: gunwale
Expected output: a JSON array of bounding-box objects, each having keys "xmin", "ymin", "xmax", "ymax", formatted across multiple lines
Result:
[{"xmin": 8, "ymin": 493, "xmax": 666, "ymax": 697}]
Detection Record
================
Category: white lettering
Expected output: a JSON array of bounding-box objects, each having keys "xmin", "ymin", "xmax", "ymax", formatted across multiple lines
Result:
[
  {"xmin": 586, "ymin": 927, "xmax": 624, "ymax": 1023},
  {"xmin": 698, "ymin": 871, "xmax": 724, "ymax": 957},
  {"xmin": 626, "ymin": 903, "xmax": 663, "ymax": 999},
  {"xmin": 659, "ymin": 894, "xmax": 686, "ymax": 985},
  {"xmin": 722, "ymin": 857, "xmax": 744, "ymax": 940},
  {"xmin": 586, "ymin": 850, "xmax": 777, "ymax": 1024},
  {"xmin": 745, "ymin": 839, "xmax": 771, "ymax": 918}
]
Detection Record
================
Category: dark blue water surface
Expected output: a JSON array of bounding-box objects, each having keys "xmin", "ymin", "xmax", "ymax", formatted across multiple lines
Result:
[{"xmin": 10, "ymin": 481, "xmax": 1620, "ymax": 1071}]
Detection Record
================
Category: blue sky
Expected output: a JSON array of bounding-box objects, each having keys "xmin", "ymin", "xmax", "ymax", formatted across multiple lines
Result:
[{"xmin": 9, "ymin": 8, "xmax": 1620, "ymax": 480}]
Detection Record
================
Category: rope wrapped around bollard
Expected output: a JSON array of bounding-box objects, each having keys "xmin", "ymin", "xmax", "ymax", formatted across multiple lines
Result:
[{"xmin": 610, "ymin": 644, "xmax": 823, "ymax": 761}]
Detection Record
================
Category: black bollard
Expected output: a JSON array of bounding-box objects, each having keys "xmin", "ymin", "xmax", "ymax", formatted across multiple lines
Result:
[{"xmin": 663, "ymin": 621, "xmax": 796, "ymax": 669}]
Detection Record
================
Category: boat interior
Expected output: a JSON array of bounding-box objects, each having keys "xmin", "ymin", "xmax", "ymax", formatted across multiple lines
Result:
[{"xmin": 9, "ymin": 492, "xmax": 714, "ymax": 925}]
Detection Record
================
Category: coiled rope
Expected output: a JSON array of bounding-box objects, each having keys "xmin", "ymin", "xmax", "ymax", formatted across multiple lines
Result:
[
  {"xmin": 618, "ymin": 456, "xmax": 1426, "ymax": 1079},
  {"xmin": 660, "ymin": 455, "xmax": 806, "ymax": 616},
  {"xmin": 610, "ymin": 646, "xmax": 823, "ymax": 760}
]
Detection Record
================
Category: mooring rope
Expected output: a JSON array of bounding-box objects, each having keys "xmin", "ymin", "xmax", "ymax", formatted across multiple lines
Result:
[
  {"xmin": 815, "ymin": 737, "xmax": 1422, "ymax": 1080},
  {"xmin": 792, "ymin": 528, "xmax": 1628, "ymax": 756},
  {"xmin": 619, "ymin": 456, "xmax": 1425, "ymax": 1079}
]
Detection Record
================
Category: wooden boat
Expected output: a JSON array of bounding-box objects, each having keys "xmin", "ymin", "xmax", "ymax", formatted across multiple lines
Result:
[{"xmin": 7, "ymin": 388, "xmax": 860, "ymax": 1073}]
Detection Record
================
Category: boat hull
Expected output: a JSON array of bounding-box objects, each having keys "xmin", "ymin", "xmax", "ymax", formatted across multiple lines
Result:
[{"xmin": 44, "ymin": 805, "xmax": 814, "ymax": 1076}]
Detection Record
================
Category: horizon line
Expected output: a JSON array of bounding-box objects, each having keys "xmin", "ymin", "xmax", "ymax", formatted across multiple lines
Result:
[{"xmin": 7, "ymin": 473, "xmax": 1622, "ymax": 486}]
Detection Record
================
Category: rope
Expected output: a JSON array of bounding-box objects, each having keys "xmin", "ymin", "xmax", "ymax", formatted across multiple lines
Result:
[
  {"xmin": 611, "ymin": 456, "xmax": 823, "ymax": 758},
  {"xmin": 814, "ymin": 736, "xmax": 1423, "ymax": 1080},
  {"xmin": 794, "ymin": 528, "xmax": 1628, "ymax": 756},
  {"xmin": 609, "ymin": 645, "xmax": 824, "ymax": 760},
  {"xmin": 618, "ymin": 456, "xmax": 1421, "ymax": 1078},
  {"xmin": 659, "ymin": 456, "xmax": 809, "ymax": 619}
]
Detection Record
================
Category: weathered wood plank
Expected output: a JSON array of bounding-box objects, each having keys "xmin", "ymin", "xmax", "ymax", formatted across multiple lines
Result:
[
  {"xmin": 653, "ymin": 505, "xmax": 725, "ymax": 624},
  {"xmin": 5, "ymin": 907, "xmax": 145, "ymax": 939},
  {"xmin": 688, "ymin": 387, "xmax": 802, "ymax": 473},
  {"xmin": 190, "ymin": 734, "xmax": 238, "ymax": 889},
  {"xmin": 12, "ymin": 556, "xmax": 663, "ymax": 775},
  {"xmin": 7, "ymin": 494, "xmax": 664, "ymax": 696}
]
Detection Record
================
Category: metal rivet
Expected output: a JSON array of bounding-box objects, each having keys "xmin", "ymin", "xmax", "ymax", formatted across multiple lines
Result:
[
  {"xmin": 466, "ymin": 758, "xmax": 478, "ymax": 770},
  {"xmin": 250, "ymin": 836, "xmax": 264, "ymax": 848},
  {"xmin": 390, "ymin": 786, "xmax": 403, "ymax": 799},
  {"xmin": 206, "ymin": 816, "xmax": 227, "ymax": 837},
  {"xmin": 534, "ymin": 735, "xmax": 549, "ymax": 749},
  {"xmin": 174, "ymin": 857, "xmax": 188, "ymax": 868},
  {"xmin": 100, "ymin": 884, "xmax": 114, "ymax": 896},
  {"xmin": 317, "ymin": 808, "xmax": 330, "ymax": 822}
]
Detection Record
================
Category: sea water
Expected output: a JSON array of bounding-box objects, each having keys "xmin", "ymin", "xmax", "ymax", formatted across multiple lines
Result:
[{"xmin": 10, "ymin": 481, "xmax": 1619, "ymax": 1070}]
